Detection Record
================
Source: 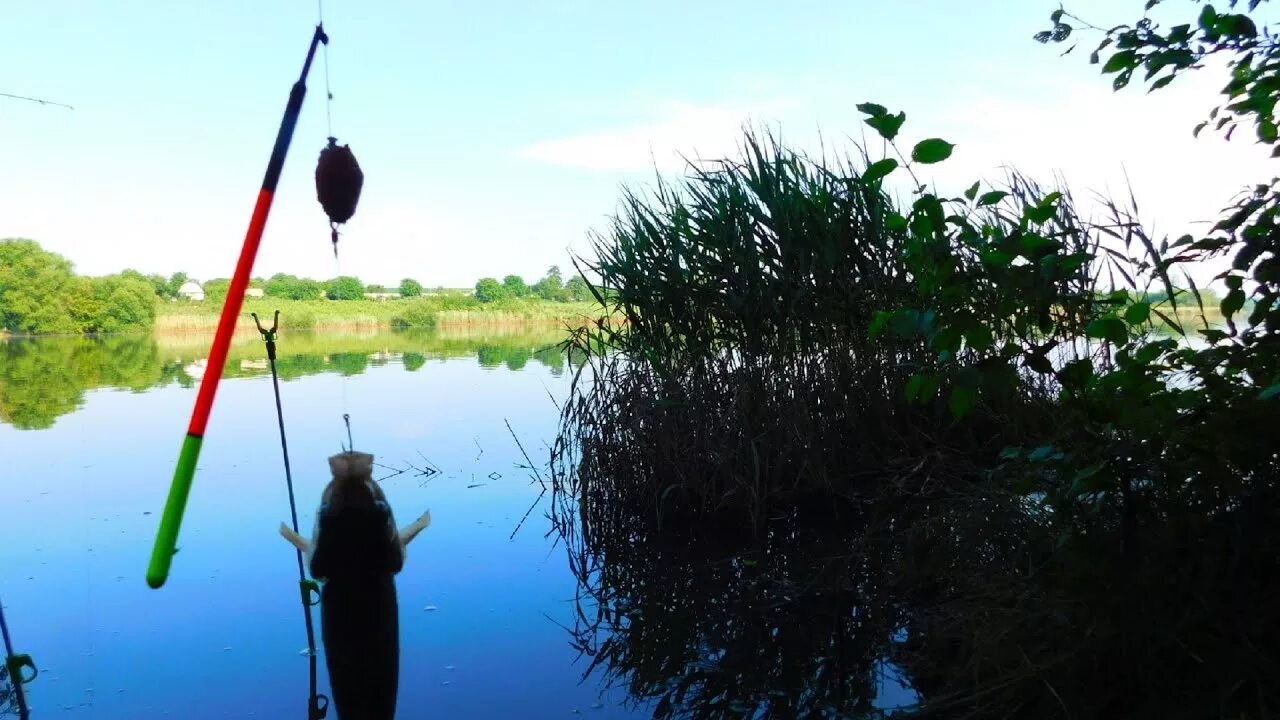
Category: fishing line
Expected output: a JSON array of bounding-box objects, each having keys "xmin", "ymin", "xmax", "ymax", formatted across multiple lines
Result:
[
  {"xmin": 321, "ymin": 3, "xmax": 334, "ymax": 140},
  {"xmin": 0, "ymin": 91, "xmax": 74, "ymax": 110},
  {"xmin": 251, "ymin": 312, "xmax": 329, "ymax": 720}
]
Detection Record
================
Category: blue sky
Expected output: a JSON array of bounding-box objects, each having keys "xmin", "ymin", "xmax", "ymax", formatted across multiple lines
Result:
[{"xmin": 1, "ymin": 1, "xmax": 1269, "ymax": 287}]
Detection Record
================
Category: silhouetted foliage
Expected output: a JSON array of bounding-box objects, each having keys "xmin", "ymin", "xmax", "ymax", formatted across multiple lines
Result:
[{"xmin": 554, "ymin": 69, "xmax": 1280, "ymax": 716}]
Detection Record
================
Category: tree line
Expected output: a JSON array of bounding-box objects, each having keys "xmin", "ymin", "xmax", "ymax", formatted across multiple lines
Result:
[
  {"xmin": 474, "ymin": 266, "xmax": 592, "ymax": 303},
  {"xmin": 0, "ymin": 239, "xmax": 598, "ymax": 335}
]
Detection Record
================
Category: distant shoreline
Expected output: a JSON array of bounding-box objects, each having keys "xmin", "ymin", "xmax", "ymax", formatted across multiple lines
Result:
[{"xmin": 0, "ymin": 299, "xmax": 607, "ymax": 339}]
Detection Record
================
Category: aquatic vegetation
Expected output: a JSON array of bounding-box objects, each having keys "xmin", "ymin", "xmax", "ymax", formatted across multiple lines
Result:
[{"xmin": 553, "ymin": 41, "xmax": 1280, "ymax": 713}]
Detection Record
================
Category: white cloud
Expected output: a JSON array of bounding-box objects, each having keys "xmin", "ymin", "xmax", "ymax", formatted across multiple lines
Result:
[
  {"xmin": 518, "ymin": 100, "xmax": 792, "ymax": 172},
  {"xmin": 521, "ymin": 71, "xmax": 1272, "ymax": 287}
]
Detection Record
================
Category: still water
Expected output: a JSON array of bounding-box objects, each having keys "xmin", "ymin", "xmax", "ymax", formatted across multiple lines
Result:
[{"xmin": 0, "ymin": 327, "xmax": 644, "ymax": 718}]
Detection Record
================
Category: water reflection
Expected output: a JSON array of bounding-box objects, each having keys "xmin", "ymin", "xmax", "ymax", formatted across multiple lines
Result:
[
  {"xmin": 0, "ymin": 327, "xmax": 571, "ymax": 430},
  {"xmin": 556, "ymin": 495, "xmax": 920, "ymax": 719}
]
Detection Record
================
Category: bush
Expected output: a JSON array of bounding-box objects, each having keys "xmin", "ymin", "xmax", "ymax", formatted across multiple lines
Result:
[
  {"xmin": 389, "ymin": 299, "xmax": 439, "ymax": 329},
  {"xmin": 502, "ymin": 275, "xmax": 530, "ymax": 297},
  {"xmin": 474, "ymin": 277, "xmax": 508, "ymax": 303},
  {"xmin": 399, "ymin": 278, "xmax": 423, "ymax": 298},
  {"xmin": 265, "ymin": 273, "xmax": 324, "ymax": 301},
  {"xmin": 325, "ymin": 276, "xmax": 364, "ymax": 301}
]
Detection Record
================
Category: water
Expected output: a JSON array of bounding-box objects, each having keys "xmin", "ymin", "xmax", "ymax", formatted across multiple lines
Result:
[{"xmin": 0, "ymin": 327, "xmax": 646, "ymax": 718}]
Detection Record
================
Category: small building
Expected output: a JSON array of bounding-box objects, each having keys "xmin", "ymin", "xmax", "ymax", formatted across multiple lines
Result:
[
  {"xmin": 363, "ymin": 292, "xmax": 401, "ymax": 301},
  {"xmin": 246, "ymin": 288, "xmax": 265, "ymax": 298},
  {"xmin": 178, "ymin": 281, "xmax": 205, "ymax": 301}
]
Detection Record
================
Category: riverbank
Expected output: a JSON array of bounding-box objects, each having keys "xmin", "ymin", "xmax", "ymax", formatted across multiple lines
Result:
[{"xmin": 153, "ymin": 296, "xmax": 607, "ymax": 334}]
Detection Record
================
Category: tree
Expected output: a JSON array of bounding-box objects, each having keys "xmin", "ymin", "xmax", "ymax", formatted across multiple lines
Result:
[
  {"xmin": 565, "ymin": 275, "xmax": 592, "ymax": 302},
  {"xmin": 1038, "ymin": 2, "xmax": 1278, "ymax": 343},
  {"xmin": 203, "ymin": 278, "xmax": 231, "ymax": 304},
  {"xmin": 474, "ymin": 277, "xmax": 508, "ymax": 303},
  {"xmin": 325, "ymin": 275, "xmax": 364, "ymax": 301},
  {"xmin": 89, "ymin": 274, "xmax": 157, "ymax": 332},
  {"xmin": 167, "ymin": 272, "xmax": 189, "ymax": 299},
  {"xmin": 533, "ymin": 265, "xmax": 567, "ymax": 301},
  {"xmin": 502, "ymin": 274, "xmax": 530, "ymax": 297},
  {"xmin": 265, "ymin": 273, "xmax": 324, "ymax": 301},
  {"xmin": 399, "ymin": 278, "xmax": 423, "ymax": 297},
  {"xmin": 366, "ymin": 283, "xmax": 387, "ymax": 294},
  {"xmin": 0, "ymin": 238, "xmax": 80, "ymax": 333}
]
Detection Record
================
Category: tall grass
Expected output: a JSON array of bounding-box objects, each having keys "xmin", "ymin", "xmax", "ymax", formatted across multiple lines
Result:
[
  {"xmin": 556, "ymin": 133, "xmax": 1095, "ymax": 519},
  {"xmin": 154, "ymin": 296, "xmax": 607, "ymax": 334}
]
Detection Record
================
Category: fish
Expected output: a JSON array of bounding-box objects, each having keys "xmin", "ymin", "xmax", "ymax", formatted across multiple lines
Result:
[{"xmin": 282, "ymin": 451, "xmax": 430, "ymax": 720}]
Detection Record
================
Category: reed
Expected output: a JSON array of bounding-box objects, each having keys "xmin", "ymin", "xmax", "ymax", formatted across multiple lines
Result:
[{"xmin": 549, "ymin": 127, "xmax": 1278, "ymax": 719}]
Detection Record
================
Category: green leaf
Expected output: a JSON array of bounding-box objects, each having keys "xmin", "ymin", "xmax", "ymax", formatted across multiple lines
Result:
[
  {"xmin": 1134, "ymin": 342, "xmax": 1165, "ymax": 364},
  {"xmin": 1124, "ymin": 302, "xmax": 1151, "ymax": 324},
  {"xmin": 948, "ymin": 385, "xmax": 976, "ymax": 420},
  {"xmin": 977, "ymin": 190, "xmax": 1008, "ymax": 207},
  {"xmin": 1221, "ymin": 288, "xmax": 1246, "ymax": 317},
  {"xmin": 964, "ymin": 181, "xmax": 981, "ymax": 201},
  {"xmin": 885, "ymin": 213, "xmax": 909, "ymax": 232},
  {"xmin": 1114, "ymin": 69, "xmax": 1134, "ymax": 91},
  {"xmin": 1102, "ymin": 50, "xmax": 1137, "ymax": 74},
  {"xmin": 1149, "ymin": 75, "xmax": 1176, "ymax": 92},
  {"xmin": 1259, "ymin": 384, "xmax": 1280, "ymax": 401},
  {"xmin": 1060, "ymin": 358, "xmax": 1094, "ymax": 387},
  {"xmin": 888, "ymin": 309, "xmax": 922, "ymax": 337},
  {"xmin": 857, "ymin": 102, "xmax": 888, "ymax": 117},
  {"xmin": 863, "ymin": 158, "xmax": 899, "ymax": 185},
  {"xmin": 1219, "ymin": 14, "xmax": 1258, "ymax": 38},
  {"xmin": 919, "ymin": 374, "xmax": 940, "ymax": 402},
  {"xmin": 1025, "ymin": 353, "xmax": 1054, "ymax": 374},
  {"xmin": 1086, "ymin": 316, "xmax": 1129, "ymax": 345},
  {"xmin": 1025, "ymin": 204, "xmax": 1056, "ymax": 224},
  {"xmin": 868, "ymin": 310, "xmax": 891, "ymax": 339},
  {"xmin": 1020, "ymin": 232, "xmax": 1059, "ymax": 254},
  {"xmin": 911, "ymin": 138, "xmax": 955, "ymax": 164},
  {"xmin": 905, "ymin": 374, "xmax": 924, "ymax": 402},
  {"xmin": 1193, "ymin": 121, "xmax": 1208, "ymax": 138},
  {"xmin": 866, "ymin": 112, "xmax": 906, "ymax": 141},
  {"xmin": 965, "ymin": 323, "xmax": 994, "ymax": 352},
  {"xmin": 981, "ymin": 248, "xmax": 1014, "ymax": 267},
  {"xmin": 1258, "ymin": 118, "xmax": 1278, "ymax": 144},
  {"xmin": 1198, "ymin": 4, "xmax": 1218, "ymax": 32}
]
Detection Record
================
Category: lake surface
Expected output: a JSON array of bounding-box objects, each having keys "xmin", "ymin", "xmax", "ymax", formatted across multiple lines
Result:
[{"xmin": 0, "ymin": 327, "xmax": 647, "ymax": 718}]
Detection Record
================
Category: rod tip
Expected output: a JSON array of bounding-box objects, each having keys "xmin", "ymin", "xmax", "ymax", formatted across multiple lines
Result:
[{"xmin": 146, "ymin": 567, "xmax": 168, "ymax": 589}]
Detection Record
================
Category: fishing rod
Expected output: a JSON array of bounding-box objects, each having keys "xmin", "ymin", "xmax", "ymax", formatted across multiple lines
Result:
[
  {"xmin": 0, "ymin": 597, "xmax": 37, "ymax": 720},
  {"xmin": 147, "ymin": 24, "xmax": 329, "ymax": 589},
  {"xmin": 252, "ymin": 311, "xmax": 329, "ymax": 720}
]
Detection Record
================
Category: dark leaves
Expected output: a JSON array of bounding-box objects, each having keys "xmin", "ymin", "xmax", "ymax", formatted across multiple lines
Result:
[
  {"xmin": 862, "ymin": 158, "xmax": 899, "ymax": 185},
  {"xmin": 912, "ymin": 139, "xmax": 955, "ymax": 164}
]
